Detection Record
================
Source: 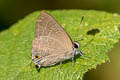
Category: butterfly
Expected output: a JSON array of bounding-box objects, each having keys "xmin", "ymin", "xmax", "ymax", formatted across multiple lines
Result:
[{"xmin": 31, "ymin": 12, "xmax": 83, "ymax": 70}]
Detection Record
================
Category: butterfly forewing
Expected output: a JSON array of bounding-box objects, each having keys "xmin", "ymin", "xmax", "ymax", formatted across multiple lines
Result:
[{"xmin": 35, "ymin": 12, "xmax": 73, "ymax": 50}]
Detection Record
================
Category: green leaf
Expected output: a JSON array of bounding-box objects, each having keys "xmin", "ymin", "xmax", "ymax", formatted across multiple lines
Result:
[{"xmin": 0, "ymin": 10, "xmax": 120, "ymax": 80}]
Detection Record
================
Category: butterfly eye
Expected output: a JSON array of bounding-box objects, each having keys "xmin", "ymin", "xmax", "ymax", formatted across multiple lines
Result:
[
  {"xmin": 73, "ymin": 41, "xmax": 79, "ymax": 49},
  {"xmin": 35, "ymin": 55, "xmax": 40, "ymax": 59}
]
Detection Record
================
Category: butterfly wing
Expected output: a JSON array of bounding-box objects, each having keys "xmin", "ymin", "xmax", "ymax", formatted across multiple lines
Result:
[{"xmin": 32, "ymin": 12, "xmax": 73, "ymax": 66}]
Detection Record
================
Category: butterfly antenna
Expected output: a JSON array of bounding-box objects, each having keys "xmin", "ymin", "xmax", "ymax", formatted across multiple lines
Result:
[
  {"xmin": 74, "ymin": 16, "xmax": 84, "ymax": 41},
  {"xmin": 81, "ymin": 37, "xmax": 94, "ymax": 51}
]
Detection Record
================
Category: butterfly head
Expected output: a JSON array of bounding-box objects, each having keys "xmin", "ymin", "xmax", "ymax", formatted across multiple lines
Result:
[{"xmin": 73, "ymin": 41, "xmax": 83, "ymax": 56}]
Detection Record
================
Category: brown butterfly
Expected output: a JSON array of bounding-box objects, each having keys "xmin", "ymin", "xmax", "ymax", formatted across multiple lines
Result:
[{"xmin": 31, "ymin": 12, "xmax": 83, "ymax": 70}]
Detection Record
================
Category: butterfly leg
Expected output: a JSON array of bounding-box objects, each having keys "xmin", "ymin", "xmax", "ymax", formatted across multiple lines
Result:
[
  {"xmin": 79, "ymin": 50, "xmax": 83, "ymax": 56},
  {"xmin": 57, "ymin": 61, "xmax": 63, "ymax": 71},
  {"xmin": 72, "ymin": 56, "xmax": 74, "ymax": 67},
  {"xmin": 79, "ymin": 51, "xmax": 88, "ymax": 60}
]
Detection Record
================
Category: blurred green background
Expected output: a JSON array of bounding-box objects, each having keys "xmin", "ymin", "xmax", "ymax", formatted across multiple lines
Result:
[{"xmin": 0, "ymin": 0, "xmax": 120, "ymax": 80}]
